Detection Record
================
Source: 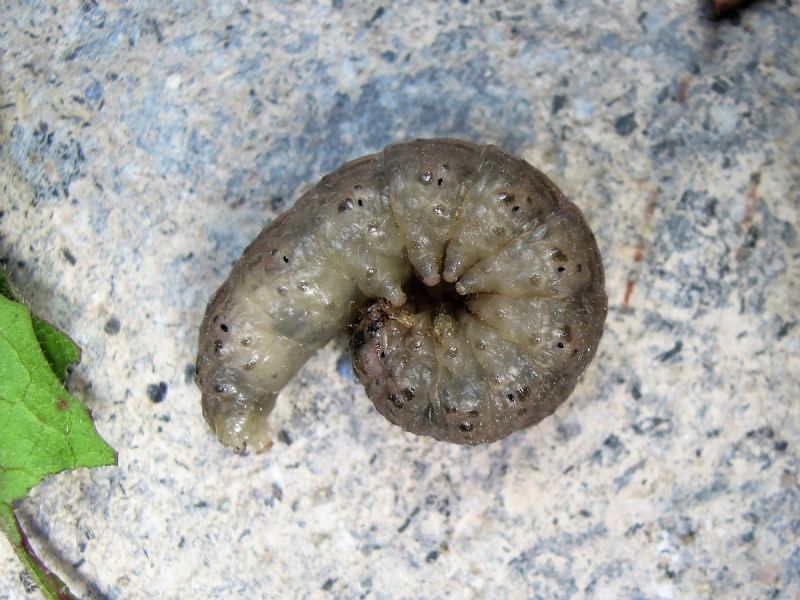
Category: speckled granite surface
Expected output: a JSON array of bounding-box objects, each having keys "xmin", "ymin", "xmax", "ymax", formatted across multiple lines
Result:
[{"xmin": 1, "ymin": 1, "xmax": 798, "ymax": 598}]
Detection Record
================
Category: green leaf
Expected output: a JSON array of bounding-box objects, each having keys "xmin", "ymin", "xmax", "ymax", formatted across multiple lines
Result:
[
  {"xmin": 0, "ymin": 293, "xmax": 116, "ymax": 503},
  {"xmin": 0, "ymin": 273, "xmax": 117, "ymax": 599},
  {"xmin": 0, "ymin": 271, "xmax": 80, "ymax": 382},
  {"xmin": 29, "ymin": 317, "xmax": 81, "ymax": 383},
  {"xmin": 0, "ymin": 269, "xmax": 22, "ymax": 303}
]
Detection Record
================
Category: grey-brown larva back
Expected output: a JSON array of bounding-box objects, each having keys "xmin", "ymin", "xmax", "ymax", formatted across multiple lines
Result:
[{"xmin": 196, "ymin": 139, "xmax": 607, "ymax": 452}]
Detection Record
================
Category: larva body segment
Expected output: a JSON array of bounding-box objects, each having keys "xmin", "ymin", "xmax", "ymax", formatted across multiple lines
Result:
[{"xmin": 196, "ymin": 139, "xmax": 607, "ymax": 452}]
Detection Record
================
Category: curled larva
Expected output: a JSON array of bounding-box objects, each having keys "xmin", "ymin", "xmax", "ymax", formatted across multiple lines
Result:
[{"xmin": 195, "ymin": 139, "xmax": 607, "ymax": 452}]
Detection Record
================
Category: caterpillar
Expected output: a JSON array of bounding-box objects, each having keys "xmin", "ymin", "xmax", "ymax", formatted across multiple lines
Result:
[{"xmin": 195, "ymin": 139, "xmax": 607, "ymax": 453}]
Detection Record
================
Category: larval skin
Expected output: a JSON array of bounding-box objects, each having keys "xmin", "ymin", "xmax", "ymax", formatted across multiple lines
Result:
[{"xmin": 196, "ymin": 139, "xmax": 607, "ymax": 452}]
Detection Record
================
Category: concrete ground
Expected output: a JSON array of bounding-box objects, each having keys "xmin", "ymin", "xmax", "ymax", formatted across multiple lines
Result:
[{"xmin": 1, "ymin": 1, "xmax": 798, "ymax": 598}]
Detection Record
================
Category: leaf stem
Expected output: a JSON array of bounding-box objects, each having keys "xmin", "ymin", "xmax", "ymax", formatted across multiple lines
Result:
[{"xmin": 0, "ymin": 503, "xmax": 79, "ymax": 600}]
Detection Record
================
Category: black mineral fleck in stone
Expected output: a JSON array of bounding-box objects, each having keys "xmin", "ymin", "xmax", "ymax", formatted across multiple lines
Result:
[
  {"xmin": 104, "ymin": 316, "xmax": 121, "ymax": 335},
  {"xmin": 62, "ymin": 247, "xmax": 77, "ymax": 265},
  {"xmin": 147, "ymin": 381, "xmax": 168, "ymax": 403},
  {"xmin": 277, "ymin": 429, "xmax": 293, "ymax": 445},
  {"xmin": 614, "ymin": 112, "xmax": 637, "ymax": 136},
  {"xmin": 552, "ymin": 94, "xmax": 567, "ymax": 114}
]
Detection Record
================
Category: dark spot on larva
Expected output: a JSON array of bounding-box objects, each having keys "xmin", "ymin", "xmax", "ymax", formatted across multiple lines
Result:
[
  {"xmin": 549, "ymin": 248, "xmax": 568, "ymax": 262},
  {"xmin": 507, "ymin": 393, "xmax": 514, "ymax": 401},
  {"xmin": 147, "ymin": 382, "xmax": 168, "ymax": 403},
  {"xmin": 576, "ymin": 264, "xmax": 583, "ymax": 272},
  {"xmin": 380, "ymin": 351, "xmax": 385, "ymax": 358},
  {"xmin": 402, "ymin": 387, "xmax": 416, "ymax": 400},
  {"xmin": 497, "ymin": 192, "xmax": 514, "ymax": 204},
  {"xmin": 460, "ymin": 422, "xmax": 473, "ymax": 432},
  {"xmin": 390, "ymin": 393, "xmax": 404, "ymax": 408},
  {"xmin": 526, "ymin": 196, "xmax": 533, "ymax": 203},
  {"xmin": 282, "ymin": 255, "xmax": 290, "ymax": 263},
  {"xmin": 511, "ymin": 205, "xmax": 520, "ymax": 213},
  {"xmin": 442, "ymin": 164, "xmax": 449, "ymax": 170},
  {"xmin": 357, "ymin": 198, "xmax": 363, "ymax": 207},
  {"xmin": 338, "ymin": 198, "xmax": 353, "ymax": 212},
  {"xmin": 573, "ymin": 348, "xmax": 579, "ymax": 356},
  {"xmin": 437, "ymin": 177, "xmax": 443, "ymax": 186},
  {"xmin": 557, "ymin": 342, "xmax": 565, "ymax": 348},
  {"xmin": 220, "ymin": 323, "xmax": 229, "ymax": 332},
  {"xmin": 557, "ymin": 266, "xmax": 566, "ymax": 272},
  {"xmin": 214, "ymin": 384, "xmax": 225, "ymax": 393},
  {"xmin": 213, "ymin": 340, "xmax": 224, "ymax": 355},
  {"xmin": 352, "ymin": 330, "xmax": 365, "ymax": 348},
  {"xmin": 420, "ymin": 171, "xmax": 433, "ymax": 185}
]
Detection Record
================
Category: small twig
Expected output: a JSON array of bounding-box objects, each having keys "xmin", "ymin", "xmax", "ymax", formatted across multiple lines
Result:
[{"xmin": 0, "ymin": 504, "xmax": 79, "ymax": 600}]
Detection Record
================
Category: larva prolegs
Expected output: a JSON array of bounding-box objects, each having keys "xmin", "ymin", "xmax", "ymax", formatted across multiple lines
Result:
[
  {"xmin": 384, "ymin": 139, "xmax": 482, "ymax": 287},
  {"xmin": 442, "ymin": 145, "xmax": 566, "ymax": 283}
]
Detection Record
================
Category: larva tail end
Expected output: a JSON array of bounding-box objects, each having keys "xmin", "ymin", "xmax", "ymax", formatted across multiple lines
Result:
[{"xmin": 201, "ymin": 387, "xmax": 277, "ymax": 454}]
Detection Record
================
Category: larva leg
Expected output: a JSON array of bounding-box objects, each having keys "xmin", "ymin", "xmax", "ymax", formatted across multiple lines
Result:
[
  {"xmin": 442, "ymin": 145, "xmax": 566, "ymax": 283},
  {"xmin": 384, "ymin": 139, "xmax": 481, "ymax": 286}
]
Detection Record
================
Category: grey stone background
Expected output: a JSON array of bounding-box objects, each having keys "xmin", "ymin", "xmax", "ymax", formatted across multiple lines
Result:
[{"xmin": 1, "ymin": 1, "xmax": 798, "ymax": 598}]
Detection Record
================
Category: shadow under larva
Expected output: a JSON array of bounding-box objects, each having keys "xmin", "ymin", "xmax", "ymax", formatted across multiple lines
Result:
[{"xmin": 195, "ymin": 138, "xmax": 607, "ymax": 453}]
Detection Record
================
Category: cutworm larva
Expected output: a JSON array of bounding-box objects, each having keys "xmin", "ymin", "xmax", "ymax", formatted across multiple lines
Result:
[{"xmin": 195, "ymin": 139, "xmax": 607, "ymax": 452}]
